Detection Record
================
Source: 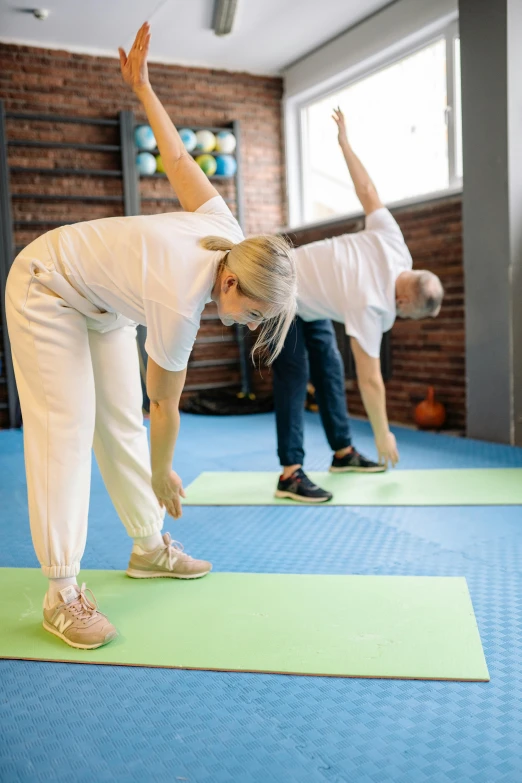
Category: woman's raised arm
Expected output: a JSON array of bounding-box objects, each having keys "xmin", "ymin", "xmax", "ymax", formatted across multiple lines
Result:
[{"xmin": 119, "ymin": 22, "xmax": 218, "ymax": 212}]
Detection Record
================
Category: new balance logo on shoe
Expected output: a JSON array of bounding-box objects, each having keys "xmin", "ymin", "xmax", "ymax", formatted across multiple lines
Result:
[
  {"xmin": 156, "ymin": 551, "xmax": 177, "ymax": 569},
  {"xmin": 53, "ymin": 613, "xmax": 73, "ymax": 634}
]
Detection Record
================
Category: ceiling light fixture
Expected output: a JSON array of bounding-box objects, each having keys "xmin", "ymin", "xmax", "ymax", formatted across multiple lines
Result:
[
  {"xmin": 32, "ymin": 8, "xmax": 50, "ymax": 21},
  {"xmin": 212, "ymin": 0, "xmax": 238, "ymax": 37}
]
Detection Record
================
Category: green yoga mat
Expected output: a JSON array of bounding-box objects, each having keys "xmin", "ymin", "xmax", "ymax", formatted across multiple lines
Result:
[
  {"xmin": 183, "ymin": 469, "xmax": 522, "ymax": 506},
  {"xmin": 0, "ymin": 569, "xmax": 488, "ymax": 680}
]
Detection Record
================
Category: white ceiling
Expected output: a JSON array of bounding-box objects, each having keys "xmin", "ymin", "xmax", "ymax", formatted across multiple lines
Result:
[{"xmin": 0, "ymin": 0, "xmax": 393, "ymax": 75}]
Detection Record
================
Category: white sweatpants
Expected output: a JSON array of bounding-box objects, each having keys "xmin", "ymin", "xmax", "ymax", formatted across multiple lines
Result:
[{"xmin": 5, "ymin": 235, "xmax": 164, "ymax": 578}]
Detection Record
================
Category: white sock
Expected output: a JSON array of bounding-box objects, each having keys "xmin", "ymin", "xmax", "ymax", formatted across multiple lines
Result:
[
  {"xmin": 133, "ymin": 531, "xmax": 164, "ymax": 554},
  {"xmin": 47, "ymin": 577, "xmax": 78, "ymax": 607}
]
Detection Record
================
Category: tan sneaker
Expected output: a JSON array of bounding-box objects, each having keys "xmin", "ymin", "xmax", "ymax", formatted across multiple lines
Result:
[
  {"xmin": 43, "ymin": 583, "xmax": 118, "ymax": 650},
  {"xmin": 126, "ymin": 533, "xmax": 212, "ymax": 579}
]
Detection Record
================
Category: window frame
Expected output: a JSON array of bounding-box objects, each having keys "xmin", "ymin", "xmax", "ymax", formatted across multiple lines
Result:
[
  {"xmin": 284, "ymin": 18, "xmax": 462, "ymax": 229},
  {"xmin": 446, "ymin": 20, "xmax": 461, "ymax": 186}
]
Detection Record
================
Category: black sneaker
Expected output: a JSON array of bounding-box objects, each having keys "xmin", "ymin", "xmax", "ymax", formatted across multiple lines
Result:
[
  {"xmin": 330, "ymin": 447, "xmax": 386, "ymax": 473},
  {"xmin": 275, "ymin": 468, "xmax": 333, "ymax": 503}
]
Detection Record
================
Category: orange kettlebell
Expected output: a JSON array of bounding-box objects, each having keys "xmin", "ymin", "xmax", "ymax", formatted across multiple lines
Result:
[{"xmin": 414, "ymin": 386, "xmax": 446, "ymax": 429}]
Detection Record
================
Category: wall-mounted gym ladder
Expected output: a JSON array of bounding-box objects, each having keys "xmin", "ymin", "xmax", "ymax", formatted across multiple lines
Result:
[{"xmin": 0, "ymin": 101, "xmax": 251, "ymax": 428}]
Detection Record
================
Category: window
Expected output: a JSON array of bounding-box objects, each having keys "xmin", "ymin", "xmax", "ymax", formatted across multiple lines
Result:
[{"xmin": 293, "ymin": 25, "xmax": 462, "ymax": 226}]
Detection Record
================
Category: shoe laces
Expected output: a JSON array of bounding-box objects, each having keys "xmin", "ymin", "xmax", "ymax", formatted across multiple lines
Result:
[
  {"xmin": 163, "ymin": 534, "xmax": 194, "ymax": 568},
  {"xmin": 69, "ymin": 584, "xmax": 98, "ymax": 620},
  {"xmin": 292, "ymin": 469, "xmax": 316, "ymax": 490}
]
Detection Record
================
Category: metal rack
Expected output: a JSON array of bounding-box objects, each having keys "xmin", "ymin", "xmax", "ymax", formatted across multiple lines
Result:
[
  {"xmin": 0, "ymin": 103, "xmax": 132, "ymax": 427},
  {"xmin": 0, "ymin": 103, "xmax": 251, "ymax": 427},
  {"xmin": 0, "ymin": 103, "xmax": 16, "ymax": 427}
]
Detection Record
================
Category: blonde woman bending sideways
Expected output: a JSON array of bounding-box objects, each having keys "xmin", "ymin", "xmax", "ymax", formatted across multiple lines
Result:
[{"xmin": 6, "ymin": 23, "xmax": 297, "ymax": 650}]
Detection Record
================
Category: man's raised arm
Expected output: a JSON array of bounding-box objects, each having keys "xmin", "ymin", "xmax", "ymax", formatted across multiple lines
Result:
[{"xmin": 333, "ymin": 108, "xmax": 383, "ymax": 216}]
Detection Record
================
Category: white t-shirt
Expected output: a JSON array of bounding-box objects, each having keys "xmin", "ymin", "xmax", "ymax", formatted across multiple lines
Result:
[
  {"xmin": 295, "ymin": 208, "xmax": 412, "ymax": 358},
  {"xmin": 45, "ymin": 197, "xmax": 244, "ymax": 371}
]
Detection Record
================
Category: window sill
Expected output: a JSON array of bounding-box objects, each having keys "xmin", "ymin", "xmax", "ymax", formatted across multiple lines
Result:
[{"xmin": 283, "ymin": 185, "xmax": 463, "ymax": 235}]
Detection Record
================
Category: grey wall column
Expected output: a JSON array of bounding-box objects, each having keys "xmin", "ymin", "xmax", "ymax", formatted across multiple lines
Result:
[
  {"xmin": 509, "ymin": 1, "xmax": 522, "ymax": 446},
  {"xmin": 459, "ymin": 0, "xmax": 522, "ymax": 444}
]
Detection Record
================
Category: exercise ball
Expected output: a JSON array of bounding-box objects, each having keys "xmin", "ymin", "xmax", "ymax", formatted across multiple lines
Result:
[
  {"xmin": 155, "ymin": 154, "xmax": 165, "ymax": 173},
  {"xmin": 215, "ymin": 154, "xmax": 237, "ymax": 177},
  {"xmin": 215, "ymin": 130, "xmax": 236, "ymax": 154},
  {"xmin": 195, "ymin": 154, "xmax": 217, "ymax": 176},
  {"xmin": 134, "ymin": 125, "xmax": 156, "ymax": 151},
  {"xmin": 195, "ymin": 129, "xmax": 216, "ymax": 153},
  {"xmin": 414, "ymin": 387, "xmax": 446, "ymax": 429},
  {"xmin": 179, "ymin": 128, "xmax": 197, "ymax": 152},
  {"xmin": 136, "ymin": 152, "xmax": 157, "ymax": 176}
]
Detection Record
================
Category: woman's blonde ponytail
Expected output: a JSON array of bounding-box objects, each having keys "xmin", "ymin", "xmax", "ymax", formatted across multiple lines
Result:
[{"xmin": 200, "ymin": 236, "xmax": 235, "ymax": 253}]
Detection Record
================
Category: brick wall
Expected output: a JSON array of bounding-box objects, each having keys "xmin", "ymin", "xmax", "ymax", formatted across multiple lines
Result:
[
  {"xmin": 0, "ymin": 42, "xmax": 286, "ymax": 426},
  {"xmin": 0, "ymin": 43, "xmax": 465, "ymax": 433},
  {"xmin": 272, "ymin": 197, "xmax": 465, "ymax": 431}
]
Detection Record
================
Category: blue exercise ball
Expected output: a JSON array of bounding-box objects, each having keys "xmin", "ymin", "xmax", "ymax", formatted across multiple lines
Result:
[
  {"xmin": 179, "ymin": 128, "xmax": 197, "ymax": 152},
  {"xmin": 215, "ymin": 154, "xmax": 237, "ymax": 177},
  {"xmin": 134, "ymin": 125, "xmax": 156, "ymax": 151},
  {"xmin": 136, "ymin": 152, "xmax": 157, "ymax": 176}
]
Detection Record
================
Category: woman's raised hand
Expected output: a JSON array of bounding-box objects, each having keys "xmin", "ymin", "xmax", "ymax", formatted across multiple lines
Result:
[{"xmin": 119, "ymin": 22, "xmax": 151, "ymax": 94}]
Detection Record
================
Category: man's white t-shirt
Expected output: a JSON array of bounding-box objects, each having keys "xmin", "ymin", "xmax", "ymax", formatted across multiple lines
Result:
[
  {"xmin": 45, "ymin": 196, "xmax": 244, "ymax": 371},
  {"xmin": 295, "ymin": 208, "xmax": 412, "ymax": 358}
]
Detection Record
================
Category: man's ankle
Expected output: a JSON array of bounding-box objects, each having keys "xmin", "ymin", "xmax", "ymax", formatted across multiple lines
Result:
[
  {"xmin": 281, "ymin": 464, "xmax": 302, "ymax": 480},
  {"xmin": 334, "ymin": 446, "xmax": 353, "ymax": 458}
]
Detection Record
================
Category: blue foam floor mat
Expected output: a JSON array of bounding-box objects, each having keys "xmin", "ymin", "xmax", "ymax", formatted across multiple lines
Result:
[{"xmin": 1, "ymin": 412, "xmax": 522, "ymax": 782}]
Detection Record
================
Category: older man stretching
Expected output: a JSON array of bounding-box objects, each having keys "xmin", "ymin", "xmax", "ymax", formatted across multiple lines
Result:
[{"xmin": 274, "ymin": 109, "xmax": 443, "ymax": 503}]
